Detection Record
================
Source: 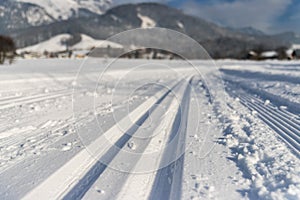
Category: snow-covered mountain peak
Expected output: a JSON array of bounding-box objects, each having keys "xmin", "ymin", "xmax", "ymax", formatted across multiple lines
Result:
[{"xmin": 16, "ymin": 0, "xmax": 111, "ymax": 20}]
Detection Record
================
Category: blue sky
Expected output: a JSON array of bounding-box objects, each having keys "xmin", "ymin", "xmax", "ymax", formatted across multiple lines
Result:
[{"xmin": 113, "ymin": 0, "xmax": 300, "ymax": 34}]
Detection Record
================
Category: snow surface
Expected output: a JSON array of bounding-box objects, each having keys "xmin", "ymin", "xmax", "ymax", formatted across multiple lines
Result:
[
  {"xmin": 177, "ymin": 21, "xmax": 184, "ymax": 29},
  {"xmin": 24, "ymin": 6, "xmax": 53, "ymax": 26},
  {"xmin": 17, "ymin": 0, "xmax": 111, "ymax": 20},
  {"xmin": 0, "ymin": 59, "xmax": 299, "ymax": 199},
  {"xmin": 18, "ymin": 34, "xmax": 72, "ymax": 53},
  {"xmin": 72, "ymin": 34, "xmax": 123, "ymax": 50},
  {"xmin": 18, "ymin": 34, "xmax": 123, "ymax": 53},
  {"xmin": 260, "ymin": 51, "xmax": 278, "ymax": 58},
  {"xmin": 292, "ymin": 44, "xmax": 300, "ymax": 50},
  {"xmin": 137, "ymin": 13, "xmax": 156, "ymax": 28}
]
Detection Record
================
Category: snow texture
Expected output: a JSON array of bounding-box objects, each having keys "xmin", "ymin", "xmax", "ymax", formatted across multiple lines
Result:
[{"xmin": 0, "ymin": 59, "xmax": 299, "ymax": 199}]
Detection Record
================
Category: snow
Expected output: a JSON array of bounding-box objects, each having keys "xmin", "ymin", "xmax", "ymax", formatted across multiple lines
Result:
[
  {"xmin": 18, "ymin": 34, "xmax": 72, "ymax": 53},
  {"xmin": 18, "ymin": 34, "xmax": 123, "ymax": 53},
  {"xmin": 0, "ymin": 6, "xmax": 4, "ymax": 17},
  {"xmin": 137, "ymin": 13, "xmax": 156, "ymax": 28},
  {"xmin": 264, "ymin": 99, "xmax": 270, "ymax": 106},
  {"xmin": 72, "ymin": 34, "xmax": 123, "ymax": 50},
  {"xmin": 292, "ymin": 44, "xmax": 300, "ymax": 50},
  {"xmin": 0, "ymin": 59, "xmax": 300, "ymax": 199},
  {"xmin": 17, "ymin": 0, "xmax": 111, "ymax": 20},
  {"xmin": 0, "ymin": 126, "xmax": 36, "ymax": 139},
  {"xmin": 177, "ymin": 21, "xmax": 184, "ymax": 29},
  {"xmin": 260, "ymin": 51, "xmax": 278, "ymax": 58},
  {"xmin": 24, "ymin": 6, "xmax": 53, "ymax": 26}
]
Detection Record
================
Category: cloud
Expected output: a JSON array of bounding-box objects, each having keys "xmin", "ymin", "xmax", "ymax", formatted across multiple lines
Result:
[
  {"xmin": 109, "ymin": 0, "xmax": 298, "ymax": 33},
  {"xmin": 273, "ymin": 1, "xmax": 300, "ymax": 33},
  {"xmin": 181, "ymin": 0, "xmax": 293, "ymax": 33}
]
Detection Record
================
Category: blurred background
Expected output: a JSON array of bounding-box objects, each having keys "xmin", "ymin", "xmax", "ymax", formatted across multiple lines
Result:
[{"xmin": 0, "ymin": 0, "xmax": 300, "ymax": 62}]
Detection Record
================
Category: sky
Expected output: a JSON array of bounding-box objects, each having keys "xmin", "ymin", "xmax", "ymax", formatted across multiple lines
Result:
[{"xmin": 112, "ymin": 0, "xmax": 300, "ymax": 34}]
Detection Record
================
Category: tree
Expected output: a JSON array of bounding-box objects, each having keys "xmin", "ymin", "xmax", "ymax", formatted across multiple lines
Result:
[
  {"xmin": 0, "ymin": 35, "xmax": 16, "ymax": 64},
  {"xmin": 275, "ymin": 46, "xmax": 288, "ymax": 60}
]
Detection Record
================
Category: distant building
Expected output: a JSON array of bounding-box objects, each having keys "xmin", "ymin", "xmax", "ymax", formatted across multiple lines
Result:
[
  {"xmin": 246, "ymin": 50, "xmax": 280, "ymax": 60},
  {"xmin": 88, "ymin": 47, "xmax": 125, "ymax": 58},
  {"xmin": 260, "ymin": 51, "xmax": 278, "ymax": 59},
  {"xmin": 72, "ymin": 50, "xmax": 89, "ymax": 58},
  {"xmin": 292, "ymin": 44, "xmax": 300, "ymax": 59},
  {"xmin": 287, "ymin": 44, "xmax": 300, "ymax": 59},
  {"xmin": 246, "ymin": 50, "xmax": 258, "ymax": 60},
  {"xmin": 120, "ymin": 48, "xmax": 179, "ymax": 60}
]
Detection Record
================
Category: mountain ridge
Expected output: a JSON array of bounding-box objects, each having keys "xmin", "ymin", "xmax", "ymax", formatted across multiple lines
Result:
[
  {"xmin": 0, "ymin": 0, "xmax": 111, "ymax": 32},
  {"xmin": 2, "ymin": 2, "xmax": 298, "ymax": 58}
]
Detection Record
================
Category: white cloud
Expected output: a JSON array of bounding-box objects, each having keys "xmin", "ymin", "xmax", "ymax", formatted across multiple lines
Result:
[
  {"xmin": 289, "ymin": 3, "xmax": 300, "ymax": 20},
  {"xmin": 182, "ymin": 0, "xmax": 292, "ymax": 33}
]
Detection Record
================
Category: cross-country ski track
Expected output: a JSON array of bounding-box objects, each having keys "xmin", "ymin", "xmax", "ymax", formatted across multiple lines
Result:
[{"xmin": 0, "ymin": 59, "xmax": 299, "ymax": 199}]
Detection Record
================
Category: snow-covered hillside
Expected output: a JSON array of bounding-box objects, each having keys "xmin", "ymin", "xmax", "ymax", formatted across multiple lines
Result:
[
  {"xmin": 17, "ymin": 0, "xmax": 111, "ymax": 20},
  {"xmin": 72, "ymin": 34, "xmax": 123, "ymax": 50},
  {"xmin": 17, "ymin": 34, "xmax": 72, "ymax": 53},
  {"xmin": 18, "ymin": 34, "xmax": 123, "ymax": 53},
  {"xmin": 0, "ymin": 59, "xmax": 299, "ymax": 199}
]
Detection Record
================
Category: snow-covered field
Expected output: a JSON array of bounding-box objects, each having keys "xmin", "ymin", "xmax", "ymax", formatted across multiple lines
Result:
[{"xmin": 0, "ymin": 58, "xmax": 299, "ymax": 199}]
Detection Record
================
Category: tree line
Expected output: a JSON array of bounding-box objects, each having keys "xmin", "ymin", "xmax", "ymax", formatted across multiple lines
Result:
[{"xmin": 0, "ymin": 35, "xmax": 16, "ymax": 64}]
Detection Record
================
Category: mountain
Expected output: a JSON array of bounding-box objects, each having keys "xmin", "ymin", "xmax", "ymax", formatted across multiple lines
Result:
[
  {"xmin": 0, "ymin": 0, "xmax": 111, "ymax": 32},
  {"xmin": 1, "ymin": 2, "xmax": 295, "ymax": 58},
  {"xmin": 16, "ymin": 0, "xmax": 111, "ymax": 20},
  {"xmin": 272, "ymin": 32, "xmax": 300, "ymax": 44},
  {"xmin": 228, "ymin": 27, "xmax": 300, "ymax": 44},
  {"xmin": 229, "ymin": 27, "xmax": 266, "ymax": 36},
  {"xmin": 0, "ymin": 0, "xmax": 53, "ymax": 31}
]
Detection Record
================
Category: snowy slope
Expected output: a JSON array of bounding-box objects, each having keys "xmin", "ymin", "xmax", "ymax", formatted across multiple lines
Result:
[
  {"xmin": 16, "ymin": 0, "xmax": 111, "ymax": 20},
  {"xmin": 0, "ymin": 59, "xmax": 299, "ymax": 199},
  {"xmin": 72, "ymin": 34, "xmax": 123, "ymax": 50},
  {"xmin": 18, "ymin": 34, "xmax": 123, "ymax": 53},
  {"xmin": 17, "ymin": 34, "xmax": 72, "ymax": 53}
]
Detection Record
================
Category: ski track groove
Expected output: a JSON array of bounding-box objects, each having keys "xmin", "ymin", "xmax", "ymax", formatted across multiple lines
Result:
[
  {"xmin": 233, "ymin": 93, "xmax": 300, "ymax": 157},
  {"xmin": 148, "ymin": 78, "xmax": 191, "ymax": 200},
  {"xmin": 0, "ymin": 90, "xmax": 149, "ymax": 176},
  {"xmin": 22, "ymin": 78, "xmax": 188, "ymax": 200},
  {"xmin": 0, "ymin": 90, "xmax": 73, "ymax": 110},
  {"xmin": 239, "ymin": 98, "xmax": 300, "ymax": 157},
  {"xmin": 241, "ymin": 95, "xmax": 300, "ymax": 135},
  {"xmin": 224, "ymin": 78, "xmax": 300, "ymax": 117},
  {"xmin": 3, "ymin": 61, "xmax": 300, "ymax": 199},
  {"xmin": 111, "ymin": 77, "xmax": 193, "ymax": 200},
  {"xmin": 0, "ymin": 89, "xmax": 68, "ymax": 104},
  {"xmin": 224, "ymin": 77, "xmax": 300, "ymax": 157},
  {"xmin": 238, "ymin": 90, "xmax": 300, "ymax": 124},
  {"xmin": 68, "ymin": 77, "xmax": 193, "ymax": 200},
  {"xmin": 0, "ymin": 120, "xmax": 74, "ymax": 175},
  {"xmin": 82, "ymin": 83, "xmax": 185, "ymax": 199},
  {"xmin": 63, "ymin": 78, "xmax": 191, "ymax": 200}
]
